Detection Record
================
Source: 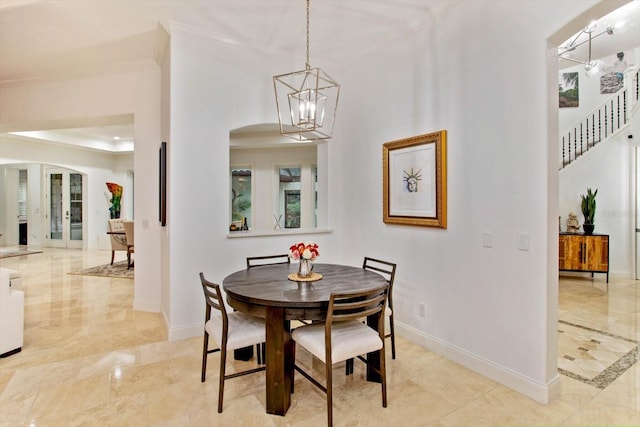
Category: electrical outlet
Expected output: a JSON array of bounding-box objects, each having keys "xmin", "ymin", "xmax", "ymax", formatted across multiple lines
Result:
[{"xmin": 418, "ymin": 303, "xmax": 426, "ymax": 317}]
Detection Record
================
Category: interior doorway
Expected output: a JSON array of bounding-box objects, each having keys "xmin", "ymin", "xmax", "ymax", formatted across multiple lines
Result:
[{"xmin": 46, "ymin": 167, "xmax": 85, "ymax": 249}]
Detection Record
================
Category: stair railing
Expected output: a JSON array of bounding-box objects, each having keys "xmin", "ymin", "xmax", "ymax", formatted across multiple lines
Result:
[{"xmin": 560, "ymin": 67, "xmax": 639, "ymax": 170}]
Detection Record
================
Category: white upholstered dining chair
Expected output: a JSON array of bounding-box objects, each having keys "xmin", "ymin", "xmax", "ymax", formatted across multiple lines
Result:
[
  {"xmin": 346, "ymin": 257, "xmax": 397, "ymax": 376},
  {"xmin": 199, "ymin": 272, "xmax": 266, "ymax": 413},
  {"xmin": 291, "ymin": 284, "xmax": 389, "ymax": 427}
]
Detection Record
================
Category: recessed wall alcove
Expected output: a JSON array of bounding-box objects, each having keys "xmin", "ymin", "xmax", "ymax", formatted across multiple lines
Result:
[{"xmin": 228, "ymin": 123, "xmax": 329, "ymax": 237}]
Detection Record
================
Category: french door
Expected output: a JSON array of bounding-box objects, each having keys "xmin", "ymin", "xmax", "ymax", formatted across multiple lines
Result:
[{"xmin": 46, "ymin": 168, "xmax": 84, "ymax": 248}]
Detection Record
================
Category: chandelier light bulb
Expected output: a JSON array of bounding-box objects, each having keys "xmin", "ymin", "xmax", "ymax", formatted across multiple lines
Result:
[
  {"xmin": 308, "ymin": 98, "xmax": 316, "ymax": 120},
  {"xmin": 584, "ymin": 59, "xmax": 606, "ymax": 78}
]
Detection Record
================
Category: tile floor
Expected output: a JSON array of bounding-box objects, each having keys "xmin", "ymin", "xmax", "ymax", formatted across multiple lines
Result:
[{"xmin": 1, "ymin": 248, "xmax": 639, "ymax": 426}]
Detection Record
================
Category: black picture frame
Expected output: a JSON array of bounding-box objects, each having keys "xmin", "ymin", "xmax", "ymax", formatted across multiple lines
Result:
[{"xmin": 159, "ymin": 141, "xmax": 167, "ymax": 226}]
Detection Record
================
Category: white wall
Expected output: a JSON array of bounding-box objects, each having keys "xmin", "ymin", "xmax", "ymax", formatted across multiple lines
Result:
[
  {"xmin": 335, "ymin": 0, "xmax": 607, "ymax": 403},
  {"xmin": 160, "ymin": 31, "xmax": 172, "ymax": 331},
  {"xmin": 164, "ymin": 27, "xmax": 330, "ymax": 334}
]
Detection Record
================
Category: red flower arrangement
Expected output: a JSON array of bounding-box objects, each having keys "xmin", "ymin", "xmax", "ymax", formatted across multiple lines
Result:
[{"xmin": 289, "ymin": 241, "xmax": 319, "ymax": 261}]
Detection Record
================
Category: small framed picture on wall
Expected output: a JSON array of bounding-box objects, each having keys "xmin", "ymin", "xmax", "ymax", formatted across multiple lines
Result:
[{"xmin": 559, "ymin": 72, "xmax": 579, "ymax": 108}]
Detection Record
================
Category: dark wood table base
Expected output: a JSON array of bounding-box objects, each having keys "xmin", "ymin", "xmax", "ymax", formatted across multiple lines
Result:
[{"xmin": 265, "ymin": 307, "xmax": 294, "ymax": 415}]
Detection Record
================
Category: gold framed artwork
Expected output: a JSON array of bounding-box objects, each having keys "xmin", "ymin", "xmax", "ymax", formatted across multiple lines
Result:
[{"xmin": 383, "ymin": 130, "xmax": 447, "ymax": 228}]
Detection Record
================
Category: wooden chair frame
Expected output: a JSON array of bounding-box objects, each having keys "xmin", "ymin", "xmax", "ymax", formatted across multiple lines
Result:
[
  {"xmin": 363, "ymin": 257, "xmax": 397, "ymax": 358},
  {"xmin": 123, "ymin": 220, "xmax": 134, "ymax": 270},
  {"xmin": 107, "ymin": 219, "xmax": 128, "ymax": 265},
  {"xmin": 346, "ymin": 257, "xmax": 397, "ymax": 375},
  {"xmin": 199, "ymin": 273, "xmax": 265, "ymax": 413},
  {"xmin": 293, "ymin": 284, "xmax": 389, "ymax": 427},
  {"xmin": 246, "ymin": 254, "xmax": 290, "ymax": 269},
  {"xmin": 246, "ymin": 254, "xmax": 292, "ymax": 362}
]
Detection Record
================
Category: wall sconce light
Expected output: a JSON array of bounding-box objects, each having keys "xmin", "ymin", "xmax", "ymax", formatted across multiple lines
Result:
[{"xmin": 273, "ymin": 0, "xmax": 340, "ymax": 141}]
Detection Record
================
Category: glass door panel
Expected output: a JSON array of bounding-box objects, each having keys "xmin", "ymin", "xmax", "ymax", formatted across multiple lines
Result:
[
  {"xmin": 70, "ymin": 173, "xmax": 83, "ymax": 241},
  {"xmin": 47, "ymin": 169, "xmax": 84, "ymax": 248},
  {"xmin": 49, "ymin": 172, "xmax": 63, "ymax": 242}
]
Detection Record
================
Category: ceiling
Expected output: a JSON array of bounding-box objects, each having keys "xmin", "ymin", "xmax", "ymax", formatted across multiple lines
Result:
[
  {"xmin": 0, "ymin": 0, "xmax": 638, "ymax": 152},
  {"xmin": 0, "ymin": 0, "xmax": 463, "ymax": 83},
  {"xmin": 557, "ymin": 0, "xmax": 640, "ymax": 70},
  {"xmin": 8, "ymin": 125, "xmax": 135, "ymax": 153}
]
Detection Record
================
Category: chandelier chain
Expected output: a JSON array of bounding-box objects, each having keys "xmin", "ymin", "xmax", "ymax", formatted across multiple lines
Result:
[
  {"xmin": 273, "ymin": 0, "xmax": 339, "ymax": 140},
  {"xmin": 305, "ymin": 0, "xmax": 310, "ymax": 70}
]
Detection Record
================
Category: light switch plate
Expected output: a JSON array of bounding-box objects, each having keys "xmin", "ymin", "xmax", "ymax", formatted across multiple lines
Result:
[{"xmin": 518, "ymin": 233, "xmax": 530, "ymax": 251}]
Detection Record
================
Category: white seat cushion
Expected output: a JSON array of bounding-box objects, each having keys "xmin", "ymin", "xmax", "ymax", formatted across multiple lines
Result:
[
  {"xmin": 385, "ymin": 306, "xmax": 392, "ymax": 317},
  {"xmin": 292, "ymin": 320, "xmax": 383, "ymax": 364},
  {"xmin": 205, "ymin": 312, "xmax": 265, "ymax": 351}
]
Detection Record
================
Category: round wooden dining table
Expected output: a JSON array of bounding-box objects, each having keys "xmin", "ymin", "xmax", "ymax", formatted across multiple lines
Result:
[{"xmin": 223, "ymin": 262, "xmax": 387, "ymax": 416}]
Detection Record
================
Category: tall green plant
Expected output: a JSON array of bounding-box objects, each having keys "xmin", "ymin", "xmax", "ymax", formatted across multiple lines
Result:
[{"xmin": 580, "ymin": 188, "xmax": 597, "ymax": 225}]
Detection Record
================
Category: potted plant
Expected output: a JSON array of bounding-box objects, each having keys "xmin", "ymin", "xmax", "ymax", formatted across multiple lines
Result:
[{"xmin": 580, "ymin": 188, "xmax": 597, "ymax": 235}]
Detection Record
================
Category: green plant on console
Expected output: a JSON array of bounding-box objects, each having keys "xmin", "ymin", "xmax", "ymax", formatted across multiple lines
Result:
[{"xmin": 580, "ymin": 188, "xmax": 597, "ymax": 226}]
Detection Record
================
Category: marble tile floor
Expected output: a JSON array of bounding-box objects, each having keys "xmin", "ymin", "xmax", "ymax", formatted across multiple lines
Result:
[{"xmin": 1, "ymin": 248, "xmax": 640, "ymax": 426}]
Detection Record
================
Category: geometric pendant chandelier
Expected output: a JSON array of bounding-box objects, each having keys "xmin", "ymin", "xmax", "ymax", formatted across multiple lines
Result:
[
  {"xmin": 273, "ymin": 0, "xmax": 340, "ymax": 141},
  {"xmin": 557, "ymin": 21, "xmax": 614, "ymax": 78}
]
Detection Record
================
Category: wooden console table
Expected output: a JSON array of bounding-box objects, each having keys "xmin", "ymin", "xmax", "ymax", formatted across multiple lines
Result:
[{"xmin": 559, "ymin": 232, "xmax": 609, "ymax": 283}]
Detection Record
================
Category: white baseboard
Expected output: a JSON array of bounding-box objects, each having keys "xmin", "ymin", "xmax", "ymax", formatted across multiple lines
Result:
[
  {"xmin": 133, "ymin": 298, "xmax": 160, "ymax": 313},
  {"xmin": 167, "ymin": 322, "xmax": 202, "ymax": 341},
  {"xmin": 396, "ymin": 321, "xmax": 561, "ymax": 404},
  {"xmin": 132, "ymin": 301, "xmax": 201, "ymax": 342},
  {"xmin": 153, "ymin": 315, "xmax": 562, "ymax": 403}
]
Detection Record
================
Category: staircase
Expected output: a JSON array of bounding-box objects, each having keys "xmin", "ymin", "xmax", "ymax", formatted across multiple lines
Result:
[{"xmin": 560, "ymin": 67, "xmax": 639, "ymax": 170}]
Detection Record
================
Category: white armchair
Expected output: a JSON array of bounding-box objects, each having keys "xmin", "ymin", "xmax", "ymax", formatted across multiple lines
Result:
[
  {"xmin": 107, "ymin": 219, "xmax": 128, "ymax": 264},
  {"xmin": 0, "ymin": 268, "xmax": 24, "ymax": 357}
]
